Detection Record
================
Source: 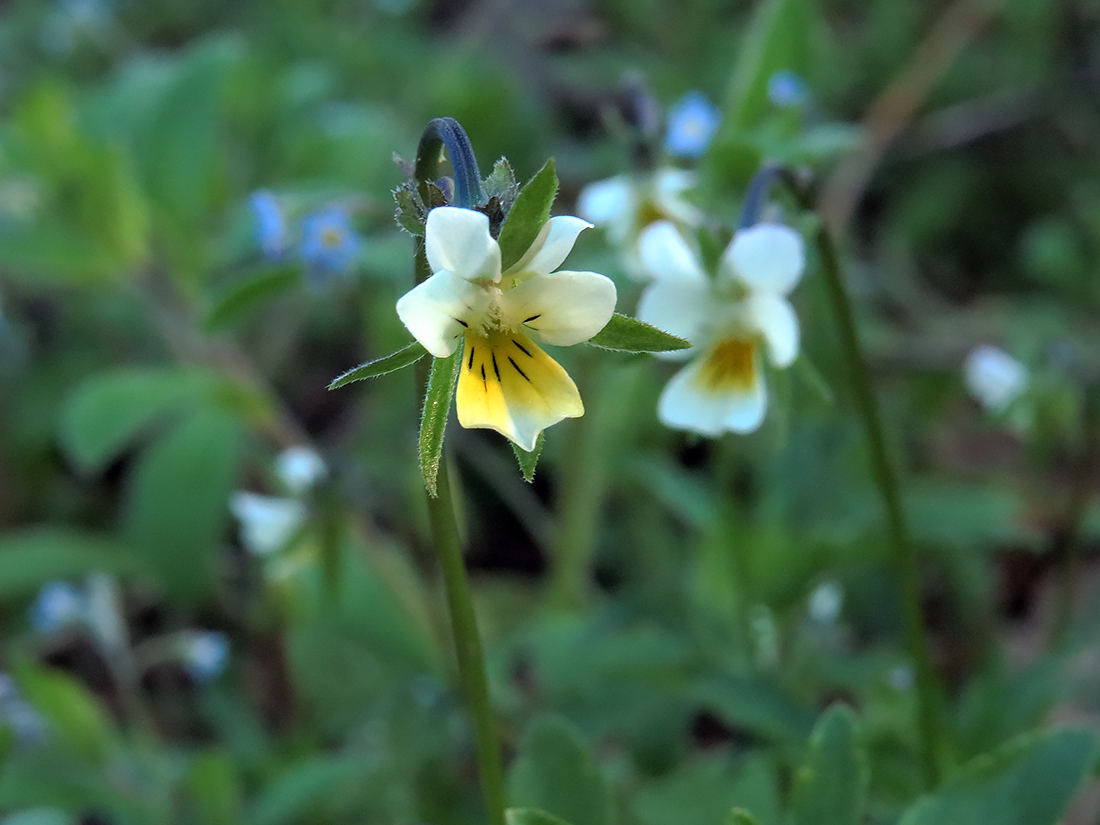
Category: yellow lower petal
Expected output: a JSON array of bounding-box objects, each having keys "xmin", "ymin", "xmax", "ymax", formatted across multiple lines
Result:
[
  {"xmin": 693, "ymin": 338, "xmax": 757, "ymax": 394},
  {"xmin": 455, "ymin": 330, "xmax": 583, "ymax": 451}
]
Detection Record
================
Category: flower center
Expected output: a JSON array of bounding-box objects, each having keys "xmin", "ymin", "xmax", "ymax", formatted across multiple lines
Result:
[
  {"xmin": 321, "ymin": 227, "xmax": 343, "ymax": 247},
  {"xmin": 695, "ymin": 338, "xmax": 756, "ymax": 392}
]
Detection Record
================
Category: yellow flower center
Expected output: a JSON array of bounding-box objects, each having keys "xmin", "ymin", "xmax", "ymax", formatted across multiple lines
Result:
[
  {"xmin": 322, "ymin": 227, "xmax": 343, "ymax": 247},
  {"xmin": 695, "ymin": 338, "xmax": 756, "ymax": 392}
]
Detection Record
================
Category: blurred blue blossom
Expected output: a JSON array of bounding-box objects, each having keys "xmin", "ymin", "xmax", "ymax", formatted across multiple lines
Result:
[
  {"xmin": 300, "ymin": 206, "xmax": 360, "ymax": 280},
  {"xmin": 28, "ymin": 581, "xmax": 85, "ymax": 633},
  {"xmin": 767, "ymin": 70, "xmax": 808, "ymax": 108},
  {"xmin": 664, "ymin": 91, "xmax": 720, "ymax": 158},
  {"xmin": 249, "ymin": 190, "xmax": 288, "ymax": 260},
  {"xmin": 0, "ymin": 674, "xmax": 45, "ymax": 744},
  {"xmin": 182, "ymin": 631, "xmax": 229, "ymax": 683}
]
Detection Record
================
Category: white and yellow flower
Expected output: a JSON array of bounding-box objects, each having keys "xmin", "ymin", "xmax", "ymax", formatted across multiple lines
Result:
[
  {"xmin": 636, "ymin": 220, "xmax": 804, "ymax": 436},
  {"xmin": 396, "ymin": 206, "xmax": 617, "ymax": 451},
  {"xmin": 577, "ymin": 169, "xmax": 702, "ymax": 278}
]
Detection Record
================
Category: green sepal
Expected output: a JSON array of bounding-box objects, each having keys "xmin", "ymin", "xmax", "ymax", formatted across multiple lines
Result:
[
  {"xmin": 393, "ymin": 183, "xmax": 425, "ymax": 235},
  {"xmin": 498, "ymin": 158, "xmax": 558, "ymax": 272},
  {"xmin": 419, "ymin": 348, "xmax": 461, "ymax": 497},
  {"xmin": 507, "ymin": 810, "xmax": 576, "ymax": 825},
  {"xmin": 483, "ymin": 157, "xmax": 520, "ymax": 216},
  {"xmin": 328, "ymin": 341, "xmax": 430, "ymax": 390},
  {"xmin": 586, "ymin": 313, "xmax": 691, "ymax": 353},
  {"xmin": 727, "ymin": 810, "xmax": 765, "ymax": 825},
  {"xmin": 512, "ymin": 432, "xmax": 544, "ymax": 483}
]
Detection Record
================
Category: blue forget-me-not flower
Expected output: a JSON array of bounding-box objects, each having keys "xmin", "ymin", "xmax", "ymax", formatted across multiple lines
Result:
[
  {"xmin": 300, "ymin": 206, "xmax": 360, "ymax": 280},
  {"xmin": 767, "ymin": 70, "xmax": 809, "ymax": 108},
  {"xmin": 28, "ymin": 581, "xmax": 86, "ymax": 633},
  {"xmin": 665, "ymin": 91, "xmax": 721, "ymax": 158},
  {"xmin": 249, "ymin": 190, "xmax": 288, "ymax": 260}
]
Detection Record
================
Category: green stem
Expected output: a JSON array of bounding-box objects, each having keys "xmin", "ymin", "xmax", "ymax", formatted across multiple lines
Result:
[
  {"xmin": 411, "ymin": 122, "xmax": 505, "ymax": 822},
  {"xmin": 783, "ymin": 175, "xmax": 942, "ymax": 787},
  {"xmin": 1050, "ymin": 387, "xmax": 1099, "ymax": 647},
  {"xmin": 816, "ymin": 220, "xmax": 942, "ymax": 787},
  {"xmin": 424, "ymin": 457, "xmax": 508, "ymax": 825}
]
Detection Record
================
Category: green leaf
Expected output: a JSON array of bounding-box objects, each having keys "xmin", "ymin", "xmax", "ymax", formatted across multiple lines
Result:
[
  {"xmin": 418, "ymin": 349, "xmax": 461, "ymax": 496},
  {"xmin": 0, "ymin": 528, "xmax": 139, "ymax": 603},
  {"xmin": 728, "ymin": 810, "xmax": 764, "ymax": 825},
  {"xmin": 123, "ymin": 409, "xmax": 243, "ymax": 602},
  {"xmin": 723, "ymin": 0, "xmax": 810, "ymax": 131},
  {"xmin": 498, "ymin": 158, "xmax": 558, "ymax": 272},
  {"xmin": 186, "ymin": 751, "xmax": 244, "ymax": 825},
  {"xmin": 633, "ymin": 754, "xmax": 781, "ymax": 825},
  {"xmin": 14, "ymin": 663, "xmax": 116, "ymax": 763},
  {"xmin": 0, "ymin": 811, "xmax": 74, "ymax": 825},
  {"xmin": 393, "ymin": 183, "xmax": 426, "ymax": 236},
  {"xmin": 203, "ymin": 267, "xmax": 300, "ymax": 331},
  {"xmin": 690, "ymin": 674, "xmax": 816, "ymax": 744},
  {"xmin": 483, "ymin": 157, "xmax": 520, "ymax": 216},
  {"xmin": 898, "ymin": 728, "xmax": 1100, "ymax": 825},
  {"xmin": 509, "ymin": 715, "xmax": 614, "ymax": 825},
  {"xmin": 249, "ymin": 755, "xmax": 362, "ymax": 825},
  {"xmin": 135, "ymin": 37, "xmax": 237, "ymax": 224},
  {"xmin": 60, "ymin": 368, "xmax": 217, "ymax": 472},
  {"xmin": 512, "ymin": 432, "xmax": 544, "ymax": 483},
  {"xmin": 507, "ymin": 809, "xmax": 576, "ymax": 825},
  {"xmin": 587, "ymin": 313, "xmax": 692, "ymax": 353},
  {"xmin": 328, "ymin": 341, "xmax": 430, "ymax": 389},
  {"xmin": 789, "ymin": 705, "xmax": 867, "ymax": 825}
]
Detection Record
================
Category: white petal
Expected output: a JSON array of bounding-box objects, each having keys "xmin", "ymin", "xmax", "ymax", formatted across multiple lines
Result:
[
  {"xmin": 963, "ymin": 345, "xmax": 1028, "ymax": 413},
  {"xmin": 747, "ymin": 293, "xmax": 800, "ymax": 368},
  {"xmin": 722, "ymin": 223, "xmax": 804, "ymax": 294},
  {"xmin": 505, "ymin": 215, "xmax": 592, "ymax": 278},
  {"xmin": 425, "ymin": 206, "xmax": 501, "ymax": 283},
  {"xmin": 658, "ymin": 357, "xmax": 767, "ymax": 436},
  {"xmin": 396, "ymin": 270, "xmax": 491, "ymax": 357},
  {"xmin": 636, "ymin": 277, "xmax": 710, "ymax": 360},
  {"xmin": 638, "ymin": 221, "xmax": 707, "ymax": 283},
  {"xmin": 654, "ymin": 169, "xmax": 703, "ymax": 226},
  {"xmin": 275, "ymin": 446, "xmax": 327, "ymax": 495},
  {"xmin": 501, "ymin": 271, "xmax": 617, "ymax": 346},
  {"xmin": 577, "ymin": 176, "xmax": 631, "ymax": 225},
  {"xmin": 230, "ymin": 492, "xmax": 306, "ymax": 556}
]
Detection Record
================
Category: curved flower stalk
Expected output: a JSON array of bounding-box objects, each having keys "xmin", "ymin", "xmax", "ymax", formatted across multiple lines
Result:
[
  {"xmin": 577, "ymin": 169, "xmax": 702, "ymax": 279},
  {"xmin": 637, "ymin": 220, "xmax": 804, "ymax": 436},
  {"xmin": 397, "ymin": 206, "xmax": 617, "ymax": 451}
]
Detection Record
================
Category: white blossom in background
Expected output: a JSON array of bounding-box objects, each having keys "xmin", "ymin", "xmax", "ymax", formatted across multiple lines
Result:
[
  {"xmin": 577, "ymin": 169, "xmax": 702, "ymax": 279},
  {"xmin": 181, "ymin": 631, "xmax": 229, "ymax": 683},
  {"xmin": 396, "ymin": 206, "xmax": 616, "ymax": 451},
  {"xmin": 888, "ymin": 665, "xmax": 915, "ymax": 692},
  {"xmin": 28, "ymin": 581, "xmax": 86, "ymax": 633},
  {"xmin": 275, "ymin": 446, "xmax": 328, "ymax": 495},
  {"xmin": 808, "ymin": 580, "xmax": 844, "ymax": 624},
  {"xmin": 963, "ymin": 344, "xmax": 1029, "ymax": 415},
  {"xmin": 636, "ymin": 220, "xmax": 804, "ymax": 436},
  {"xmin": 230, "ymin": 491, "xmax": 307, "ymax": 556}
]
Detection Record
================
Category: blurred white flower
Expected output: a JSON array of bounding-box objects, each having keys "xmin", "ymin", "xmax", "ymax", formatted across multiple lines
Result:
[
  {"xmin": 28, "ymin": 581, "xmax": 86, "ymax": 633},
  {"xmin": 577, "ymin": 169, "xmax": 702, "ymax": 279},
  {"xmin": 636, "ymin": 220, "xmax": 804, "ymax": 436},
  {"xmin": 888, "ymin": 665, "xmax": 915, "ymax": 692},
  {"xmin": 181, "ymin": 631, "xmax": 229, "ymax": 683},
  {"xmin": 275, "ymin": 446, "xmax": 328, "ymax": 495},
  {"xmin": 963, "ymin": 344, "xmax": 1028, "ymax": 414},
  {"xmin": 0, "ymin": 673, "xmax": 46, "ymax": 743},
  {"xmin": 808, "ymin": 580, "xmax": 844, "ymax": 624},
  {"xmin": 230, "ymin": 491, "xmax": 307, "ymax": 556}
]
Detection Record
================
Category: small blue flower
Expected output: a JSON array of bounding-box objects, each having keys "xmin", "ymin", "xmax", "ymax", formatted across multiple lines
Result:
[
  {"xmin": 767, "ymin": 70, "xmax": 808, "ymax": 109},
  {"xmin": 300, "ymin": 207, "xmax": 360, "ymax": 279},
  {"xmin": 28, "ymin": 582, "xmax": 85, "ymax": 633},
  {"xmin": 249, "ymin": 190, "xmax": 288, "ymax": 260},
  {"xmin": 182, "ymin": 631, "xmax": 229, "ymax": 683},
  {"xmin": 665, "ymin": 91, "xmax": 721, "ymax": 159}
]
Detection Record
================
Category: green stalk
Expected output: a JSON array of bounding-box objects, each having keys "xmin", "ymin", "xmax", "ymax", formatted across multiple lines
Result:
[
  {"xmin": 411, "ymin": 119, "xmax": 506, "ymax": 825},
  {"xmin": 777, "ymin": 169, "xmax": 942, "ymax": 787},
  {"xmin": 810, "ymin": 216, "xmax": 943, "ymax": 788}
]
